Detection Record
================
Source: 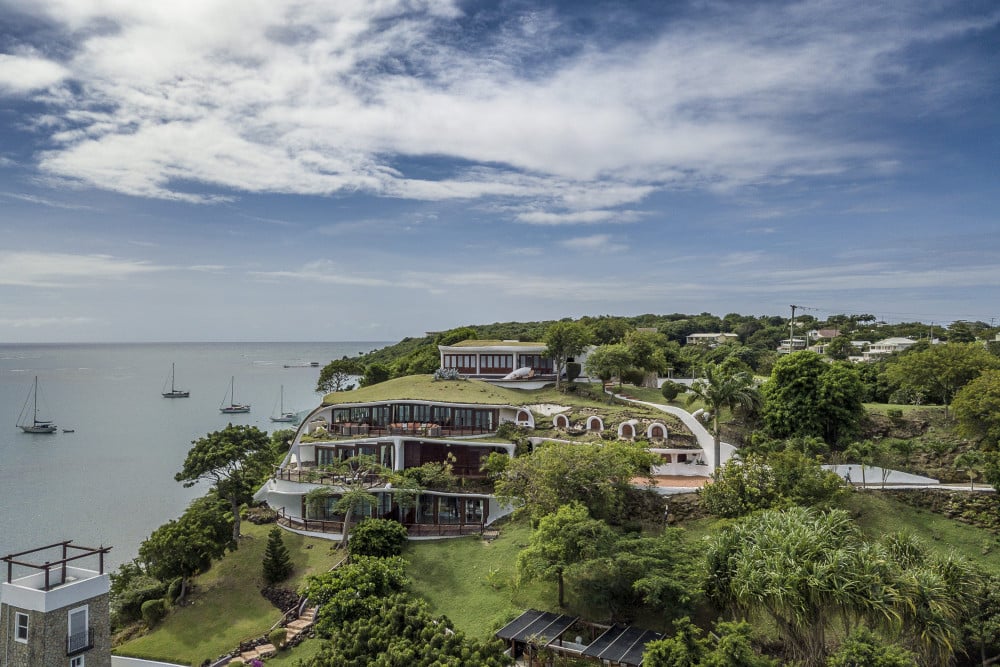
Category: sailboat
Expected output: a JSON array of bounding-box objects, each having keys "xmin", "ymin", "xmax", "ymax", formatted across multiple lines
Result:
[
  {"xmin": 269, "ymin": 385, "xmax": 298, "ymax": 423},
  {"xmin": 219, "ymin": 376, "xmax": 250, "ymax": 413},
  {"xmin": 17, "ymin": 376, "xmax": 58, "ymax": 433},
  {"xmin": 161, "ymin": 363, "xmax": 190, "ymax": 398}
]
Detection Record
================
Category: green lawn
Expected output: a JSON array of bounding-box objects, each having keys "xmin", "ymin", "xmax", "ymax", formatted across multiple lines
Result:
[
  {"xmin": 114, "ymin": 523, "xmax": 344, "ymax": 666},
  {"xmin": 404, "ymin": 518, "xmax": 592, "ymax": 640}
]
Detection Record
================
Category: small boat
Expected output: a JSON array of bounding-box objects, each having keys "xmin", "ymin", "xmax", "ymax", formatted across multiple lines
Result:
[
  {"xmin": 220, "ymin": 376, "xmax": 250, "ymax": 414},
  {"xmin": 17, "ymin": 376, "xmax": 58, "ymax": 434},
  {"xmin": 162, "ymin": 363, "xmax": 190, "ymax": 398},
  {"xmin": 62, "ymin": 429, "xmax": 75, "ymax": 433},
  {"xmin": 269, "ymin": 385, "xmax": 299, "ymax": 423}
]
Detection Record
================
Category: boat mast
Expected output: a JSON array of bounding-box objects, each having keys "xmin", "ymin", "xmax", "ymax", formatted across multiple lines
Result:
[
  {"xmin": 33, "ymin": 376, "xmax": 39, "ymax": 425},
  {"xmin": 171, "ymin": 363, "xmax": 176, "ymax": 392}
]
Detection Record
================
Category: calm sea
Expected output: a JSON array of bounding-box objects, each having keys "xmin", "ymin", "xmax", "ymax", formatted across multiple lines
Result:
[{"xmin": 0, "ymin": 342, "xmax": 388, "ymax": 570}]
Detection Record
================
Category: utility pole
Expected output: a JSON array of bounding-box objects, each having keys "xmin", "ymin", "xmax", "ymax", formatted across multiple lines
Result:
[{"xmin": 789, "ymin": 305, "xmax": 797, "ymax": 353}]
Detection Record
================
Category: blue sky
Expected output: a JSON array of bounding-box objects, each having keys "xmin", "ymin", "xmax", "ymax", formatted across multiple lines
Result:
[{"xmin": 0, "ymin": 0, "xmax": 997, "ymax": 342}]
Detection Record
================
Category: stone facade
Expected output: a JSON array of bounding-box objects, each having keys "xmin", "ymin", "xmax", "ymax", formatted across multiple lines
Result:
[{"xmin": 1, "ymin": 592, "xmax": 111, "ymax": 667}]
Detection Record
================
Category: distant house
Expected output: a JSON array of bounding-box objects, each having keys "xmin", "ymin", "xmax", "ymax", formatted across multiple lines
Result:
[
  {"xmin": 808, "ymin": 328, "xmax": 841, "ymax": 340},
  {"xmin": 685, "ymin": 332, "xmax": 738, "ymax": 347},
  {"xmin": 863, "ymin": 337, "xmax": 917, "ymax": 361},
  {"xmin": 777, "ymin": 338, "xmax": 808, "ymax": 354}
]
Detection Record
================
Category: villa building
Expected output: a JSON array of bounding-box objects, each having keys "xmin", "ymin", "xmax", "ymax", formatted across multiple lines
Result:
[
  {"xmin": 255, "ymin": 379, "xmax": 537, "ymax": 539},
  {"xmin": 437, "ymin": 339, "xmax": 592, "ymax": 379},
  {"xmin": 255, "ymin": 375, "xmax": 713, "ymax": 542}
]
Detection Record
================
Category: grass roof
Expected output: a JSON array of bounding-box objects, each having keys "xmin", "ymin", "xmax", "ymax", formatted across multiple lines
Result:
[{"xmin": 323, "ymin": 374, "xmax": 536, "ymax": 405}]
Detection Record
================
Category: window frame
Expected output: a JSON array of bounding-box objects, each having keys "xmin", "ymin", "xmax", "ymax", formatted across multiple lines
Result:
[{"xmin": 15, "ymin": 611, "xmax": 28, "ymax": 642}]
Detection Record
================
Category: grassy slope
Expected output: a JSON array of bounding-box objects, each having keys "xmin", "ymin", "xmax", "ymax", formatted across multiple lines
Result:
[
  {"xmin": 114, "ymin": 522, "xmax": 344, "ymax": 666},
  {"xmin": 403, "ymin": 519, "xmax": 552, "ymax": 640}
]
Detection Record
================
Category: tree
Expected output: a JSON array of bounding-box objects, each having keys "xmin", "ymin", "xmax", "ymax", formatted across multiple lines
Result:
[
  {"xmin": 686, "ymin": 363, "xmax": 760, "ymax": 469},
  {"xmin": 885, "ymin": 342, "xmax": 1000, "ymax": 416},
  {"xmin": 495, "ymin": 440, "xmax": 657, "ymax": 523},
  {"xmin": 360, "ymin": 362, "xmax": 391, "ymax": 387},
  {"xmin": 761, "ymin": 352, "xmax": 863, "ymax": 445},
  {"xmin": 952, "ymin": 369, "xmax": 1000, "ymax": 446},
  {"xmin": 262, "ymin": 526, "xmax": 293, "ymax": 585},
  {"xmin": 953, "ymin": 450, "xmax": 985, "ymax": 490},
  {"xmin": 301, "ymin": 593, "xmax": 511, "ymax": 667},
  {"xmin": 844, "ymin": 440, "xmax": 878, "ymax": 488},
  {"xmin": 302, "ymin": 556, "xmax": 408, "ymax": 631},
  {"xmin": 348, "ymin": 518, "xmax": 409, "ymax": 558},
  {"xmin": 316, "ymin": 357, "xmax": 364, "ymax": 394},
  {"xmin": 543, "ymin": 321, "xmax": 592, "ymax": 389},
  {"xmin": 517, "ymin": 502, "xmax": 616, "ymax": 607},
  {"xmin": 704, "ymin": 507, "xmax": 973, "ymax": 666},
  {"xmin": 643, "ymin": 618, "xmax": 777, "ymax": 667},
  {"xmin": 585, "ymin": 343, "xmax": 634, "ymax": 392},
  {"xmin": 625, "ymin": 329, "xmax": 669, "ymax": 386},
  {"xmin": 824, "ymin": 335, "xmax": 854, "ymax": 361},
  {"xmin": 175, "ymin": 424, "xmax": 272, "ymax": 545},
  {"xmin": 139, "ymin": 495, "xmax": 232, "ymax": 600}
]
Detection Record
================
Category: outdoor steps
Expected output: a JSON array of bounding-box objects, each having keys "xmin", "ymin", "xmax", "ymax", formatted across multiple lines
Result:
[
  {"xmin": 284, "ymin": 606, "xmax": 318, "ymax": 642},
  {"xmin": 239, "ymin": 643, "xmax": 277, "ymax": 662}
]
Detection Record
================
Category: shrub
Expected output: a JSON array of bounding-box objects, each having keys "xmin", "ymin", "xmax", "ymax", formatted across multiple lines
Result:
[
  {"xmin": 349, "ymin": 518, "xmax": 409, "ymax": 558},
  {"xmin": 660, "ymin": 381, "xmax": 683, "ymax": 401},
  {"xmin": 269, "ymin": 627, "xmax": 288, "ymax": 648},
  {"xmin": 140, "ymin": 598, "xmax": 168, "ymax": 627},
  {"xmin": 887, "ymin": 408, "xmax": 904, "ymax": 423},
  {"xmin": 166, "ymin": 577, "xmax": 184, "ymax": 603},
  {"xmin": 433, "ymin": 367, "xmax": 462, "ymax": 381},
  {"xmin": 112, "ymin": 574, "xmax": 168, "ymax": 625}
]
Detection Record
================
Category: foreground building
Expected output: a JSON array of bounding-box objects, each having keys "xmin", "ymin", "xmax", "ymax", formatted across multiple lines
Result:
[{"xmin": 1, "ymin": 542, "xmax": 112, "ymax": 667}]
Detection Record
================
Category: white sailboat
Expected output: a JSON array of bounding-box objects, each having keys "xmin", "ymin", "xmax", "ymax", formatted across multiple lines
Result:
[
  {"xmin": 17, "ymin": 376, "xmax": 58, "ymax": 433},
  {"xmin": 161, "ymin": 363, "xmax": 190, "ymax": 398},
  {"xmin": 219, "ymin": 376, "xmax": 250, "ymax": 414},
  {"xmin": 269, "ymin": 385, "xmax": 298, "ymax": 423}
]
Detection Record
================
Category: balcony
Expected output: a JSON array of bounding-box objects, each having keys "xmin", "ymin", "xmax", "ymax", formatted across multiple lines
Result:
[{"xmin": 67, "ymin": 626, "xmax": 93, "ymax": 655}]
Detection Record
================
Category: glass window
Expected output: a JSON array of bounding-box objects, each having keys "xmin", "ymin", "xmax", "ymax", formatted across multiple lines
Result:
[
  {"xmin": 71, "ymin": 658, "xmax": 85, "ymax": 667},
  {"xmin": 439, "ymin": 497, "xmax": 460, "ymax": 524},
  {"xmin": 68, "ymin": 606, "xmax": 88, "ymax": 654},
  {"xmin": 15, "ymin": 612, "xmax": 28, "ymax": 642},
  {"xmin": 465, "ymin": 498, "xmax": 484, "ymax": 523}
]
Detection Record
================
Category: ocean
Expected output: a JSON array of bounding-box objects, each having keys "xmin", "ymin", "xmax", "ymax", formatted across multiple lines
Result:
[{"xmin": 0, "ymin": 341, "xmax": 388, "ymax": 571}]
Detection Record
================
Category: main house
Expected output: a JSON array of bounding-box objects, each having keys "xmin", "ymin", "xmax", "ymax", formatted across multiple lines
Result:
[
  {"xmin": 255, "ymin": 374, "xmax": 712, "ymax": 542},
  {"xmin": 255, "ymin": 377, "xmax": 537, "ymax": 539}
]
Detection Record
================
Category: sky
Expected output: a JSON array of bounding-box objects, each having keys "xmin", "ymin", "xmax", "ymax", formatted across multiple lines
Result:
[{"xmin": 0, "ymin": 0, "xmax": 998, "ymax": 343}]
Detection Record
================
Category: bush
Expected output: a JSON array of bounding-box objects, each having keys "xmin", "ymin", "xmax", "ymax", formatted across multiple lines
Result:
[
  {"xmin": 433, "ymin": 367, "xmax": 462, "ymax": 381},
  {"xmin": 112, "ymin": 575, "xmax": 168, "ymax": 625},
  {"xmin": 349, "ymin": 518, "xmax": 410, "ymax": 558},
  {"xmin": 269, "ymin": 627, "xmax": 288, "ymax": 648},
  {"xmin": 660, "ymin": 381, "xmax": 684, "ymax": 401},
  {"xmin": 166, "ymin": 577, "xmax": 184, "ymax": 603},
  {"xmin": 140, "ymin": 598, "xmax": 168, "ymax": 627}
]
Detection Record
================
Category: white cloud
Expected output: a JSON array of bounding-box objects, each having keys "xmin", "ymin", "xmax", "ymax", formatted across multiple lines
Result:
[
  {"xmin": 0, "ymin": 252, "xmax": 163, "ymax": 287},
  {"xmin": 6, "ymin": 0, "xmax": 995, "ymax": 218},
  {"xmin": 250, "ymin": 259, "xmax": 427, "ymax": 289},
  {"xmin": 560, "ymin": 234, "xmax": 628, "ymax": 253},
  {"xmin": 0, "ymin": 53, "xmax": 68, "ymax": 94},
  {"xmin": 0, "ymin": 192, "xmax": 95, "ymax": 210}
]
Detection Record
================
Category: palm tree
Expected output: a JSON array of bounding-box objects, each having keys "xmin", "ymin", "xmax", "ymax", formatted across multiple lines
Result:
[{"xmin": 687, "ymin": 363, "xmax": 760, "ymax": 470}]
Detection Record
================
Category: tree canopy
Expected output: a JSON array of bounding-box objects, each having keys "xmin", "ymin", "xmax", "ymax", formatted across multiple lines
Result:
[
  {"xmin": 316, "ymin": 357, "xmax": 364, "ymax": 393},
  {"xmin": 760, "ymin": 352, "xmax": 863, "ymax": 445},
  {"xmin": 952, "ymin": 369, "xmax": 1000, "ymax": 447},
  {"xmin": 175, "ymin": 424, "xmax": 273, "ymax": 544},
  {"xmin": 543, "ymin": 321, "xmax": 592, "ymax": 388},
  {"xmin": 494, "ymin": 440, "xmax": 657, "ymax": 523},
  {"xmin": 885, "ymin": 342, "xmax": 1000, "ymax": 413}
]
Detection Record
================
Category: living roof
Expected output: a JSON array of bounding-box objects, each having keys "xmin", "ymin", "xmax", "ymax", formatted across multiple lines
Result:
[
  {"xmin": 443, "ymin": 339, "xmax": 544, "ymax": 347},
  {"xmin": 323, "ymin": 374, "xmax": 534, "ymax": 406}
]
